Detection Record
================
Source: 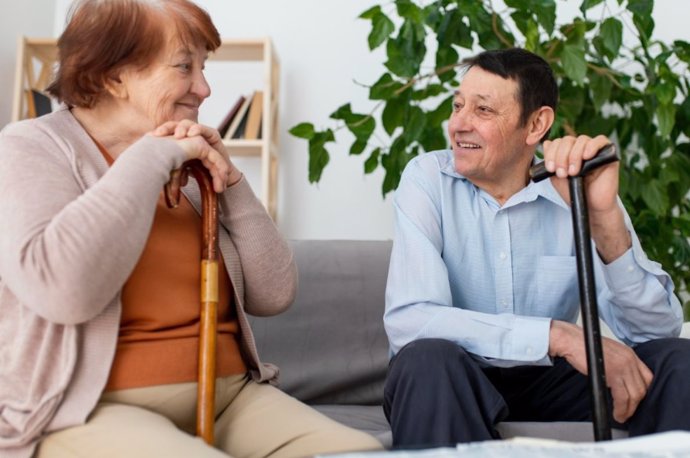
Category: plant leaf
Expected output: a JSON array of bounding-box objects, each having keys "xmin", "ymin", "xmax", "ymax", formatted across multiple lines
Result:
[
  {"xmin": 640, "ymin": 178, "xmax": 669, "ymax": 215},
  {"xmin": 589, "ymin": 72, "xmax": 612, "ymax": 112},
  {"xmin": 359, "ymin": 5, "xmax": 381, "ymax": 20},
  {"xmin": 435, "ymin": 46, "xmax": 459, "ymax": 83},
  {"xmin": 370, "ymin": 73, "xmax": 404, "ymax": 100},
  {"xmin": 289, "ymin": 122, "xmax": 315, "ymax": 140},
  {"xmin": 364, "ymin": 147, "xmax": 381, "ymax": 174},
  {"xmin": 350, "ymin": 140, "xmax": 367, "ymax": 156},
  {"xmin": 599, "ymin": 18, "xmax": 623, "ymax": 60},
  {"xmin": 307, "ymin": 129, "xmax": 335, "ymax": 183},
  {"xmin": 369, "ymin": 12, "xmax": 395, "ymax": 50},
  {"xmin": 403, "ymin": 106, "xmax": 426, "ymax": 143},
  {"xmin": 382, "ymin": 97, "xmax": 407, "ymax": 135},
  {"xmin": 385, "ymin": 21, "xmax": 426, "ymax": 77},
  {"xmin": 656, "ymin": 103, "xmax": 676, "ymax": 138},
  {"xmin": 533, "ymin": 0, "xmax": 556, "ymax": 36},
  {"xmin": 580, "ymin": 0, "xmax": 605, "ymax": 14},
  {"xmin": 561, "ymin": 44, "xmax": 587, "ymax": 84},
  {"xmin": 396, "ymin": 0, "xmax": 424, "ymax": 23}
]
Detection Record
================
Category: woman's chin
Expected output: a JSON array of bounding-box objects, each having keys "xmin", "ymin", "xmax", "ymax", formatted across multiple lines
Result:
[{"xmin": 174, "ymin": 105, "xmax": 200, "ymax": 122}]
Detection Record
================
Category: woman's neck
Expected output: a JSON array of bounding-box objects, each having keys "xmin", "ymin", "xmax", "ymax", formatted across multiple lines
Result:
[{"xmin": 71, "ymin": 102, "xmax": 148, "ymax": 159}]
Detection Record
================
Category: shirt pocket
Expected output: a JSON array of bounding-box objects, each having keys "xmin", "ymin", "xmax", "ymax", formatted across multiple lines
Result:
[{"xmin": 534, "ymin": 255, "xmax": 580, "ymax": 318}]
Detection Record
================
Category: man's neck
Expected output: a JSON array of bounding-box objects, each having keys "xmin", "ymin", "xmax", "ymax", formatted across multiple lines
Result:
[{"xmin": 472, "ymin": 164, "xmax": 532, "ymax": 207}]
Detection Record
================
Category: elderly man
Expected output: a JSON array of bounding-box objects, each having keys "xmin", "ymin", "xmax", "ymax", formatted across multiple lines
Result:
[{"xmin": 383, "ymin": 47, "xmax": 690, "ymax": 448}]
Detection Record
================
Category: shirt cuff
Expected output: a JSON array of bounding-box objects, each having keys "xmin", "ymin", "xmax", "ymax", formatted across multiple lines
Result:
[
  {"xmin": 510, "ymin": 315, "xmax": 552, "ymax": 364},
  {"xmin": 602, "ymin": 247, "xmax": 646, "ymax": 292}
]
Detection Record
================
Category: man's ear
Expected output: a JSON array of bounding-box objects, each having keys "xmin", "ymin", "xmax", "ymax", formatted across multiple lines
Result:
[{"xmin": 525, "ymin": 106, "xmax": 554, "ymax": 146}]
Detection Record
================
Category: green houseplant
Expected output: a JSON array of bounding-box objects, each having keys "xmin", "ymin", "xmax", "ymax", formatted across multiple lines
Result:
[{"xmin": 289, "ymin": 0, "xmax": 690, "ymax": 319}]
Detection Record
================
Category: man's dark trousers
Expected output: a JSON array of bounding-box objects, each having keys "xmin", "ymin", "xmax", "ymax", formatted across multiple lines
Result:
[{"xmin": 383, "ymin": 337, "xmax": 690, "ymax": 448}]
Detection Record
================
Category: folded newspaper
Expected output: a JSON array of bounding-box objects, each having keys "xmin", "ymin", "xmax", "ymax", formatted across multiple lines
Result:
[{"xmin": 320, "ymin": 431, "xmax": 690, "ymax": 458}]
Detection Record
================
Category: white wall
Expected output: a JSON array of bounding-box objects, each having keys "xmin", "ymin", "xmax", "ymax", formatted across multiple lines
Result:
[{"xmin": 8, "ymin": 0, "xmax": 690, "ymax": 241}]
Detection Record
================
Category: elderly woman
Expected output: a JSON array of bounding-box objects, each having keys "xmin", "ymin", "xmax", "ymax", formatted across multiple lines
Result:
[{"xmin": 0, "ymin": 1, "xmax": 382, "ymax": 457}]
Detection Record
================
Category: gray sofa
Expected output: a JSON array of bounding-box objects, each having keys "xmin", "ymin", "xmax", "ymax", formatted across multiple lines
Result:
[{"xmin": 249, "ymin": 240, "xmax": 627, "ymax": 448}]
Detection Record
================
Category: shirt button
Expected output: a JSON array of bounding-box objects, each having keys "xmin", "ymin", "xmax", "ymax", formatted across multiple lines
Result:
[
  {"xmin": 526, "ymin": 346, "xmax": 533, "ymax": 355},
  {"xmin": 500, "ymin": 299, "xmax": 507, "ymax": 306},
  {"xmin": 499, "ymin": 252, "xmax": 507, "ymax": 260},
  {"xmin": 627, "ymin": 265, "xmax": 634, "ymax": 272}
]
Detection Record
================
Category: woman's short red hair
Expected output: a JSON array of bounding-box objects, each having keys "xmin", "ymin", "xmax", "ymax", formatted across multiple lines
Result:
[{"xmin": 47, "ymin": 0, "xmax": 221, "ymax": 108}]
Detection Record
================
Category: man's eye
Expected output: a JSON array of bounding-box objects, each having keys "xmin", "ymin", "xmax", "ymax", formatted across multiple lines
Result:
[
  {"xmin": 177, "ymin": 63, "xmax": 191, "ymax": 71},
  {"xmin": 453, "ymin": 102, "xmax": 464, "ymax": 111},
  {"xmin": 478, "ymin": 106, "xmax": 493, "ymax": 113}
]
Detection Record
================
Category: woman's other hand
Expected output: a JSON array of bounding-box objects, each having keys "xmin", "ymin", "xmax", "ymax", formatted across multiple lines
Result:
[{"xmin": 151, "ymin": 120, "xmax": 242, "ymax": 193}]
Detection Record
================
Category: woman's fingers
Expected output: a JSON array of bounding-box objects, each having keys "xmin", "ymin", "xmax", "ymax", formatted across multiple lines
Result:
[{"xmin": 153, "ymin": 121, "xmax": 239, "ymax": 193}]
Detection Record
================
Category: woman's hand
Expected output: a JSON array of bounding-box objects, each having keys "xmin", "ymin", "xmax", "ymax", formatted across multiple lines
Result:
[{"xmin": 151, "ymin": 120, "xmax": 242, "ymax": 193}]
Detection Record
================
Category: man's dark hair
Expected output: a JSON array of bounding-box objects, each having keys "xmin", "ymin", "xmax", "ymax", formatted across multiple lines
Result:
[{"xmin": 463, "ymin": 48, "xmax": 558, "ymax": 140}]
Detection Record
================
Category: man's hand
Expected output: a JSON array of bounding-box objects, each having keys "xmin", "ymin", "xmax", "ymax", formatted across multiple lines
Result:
[
  {"xmin": 549, "ymin": 320, "xmax": 653, "ymax": 423},
  {"xmin": 543, "ymin": 135, "xmax": 631, "ymax": 263},
  {"xmin": 543, "ymin": 135, "xmax": 617, "ymax": 213}
]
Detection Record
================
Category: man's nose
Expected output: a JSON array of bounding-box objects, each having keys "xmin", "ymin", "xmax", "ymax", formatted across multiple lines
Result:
[{"xmin": 451, "ymin": 106, "xmax": 472, "ymax": 130}]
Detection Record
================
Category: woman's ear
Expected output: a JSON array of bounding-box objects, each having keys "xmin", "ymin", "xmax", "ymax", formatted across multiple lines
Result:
[
  {"xmin": 103, "ymin": 71, "xmax": 127, "ymax": 99},
  {"xmin": 525, "ymin": 106, "xmax": 554, "ymax": 146}
]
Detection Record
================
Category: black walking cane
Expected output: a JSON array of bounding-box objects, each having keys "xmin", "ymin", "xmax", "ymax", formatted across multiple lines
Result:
[{"xmin": 529, "ymin": 144, "xmax": 620, "ymax": 441}]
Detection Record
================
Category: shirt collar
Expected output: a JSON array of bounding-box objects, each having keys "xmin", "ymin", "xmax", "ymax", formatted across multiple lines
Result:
[{"xmin": 438, "ymin": 151, "xmax": 570, "ymax": 211}]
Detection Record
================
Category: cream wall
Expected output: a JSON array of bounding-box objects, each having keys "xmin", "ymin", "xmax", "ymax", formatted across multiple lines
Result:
[{"xmin": 4, "ymin": 1, "xmax": 690, "ymax": 240}]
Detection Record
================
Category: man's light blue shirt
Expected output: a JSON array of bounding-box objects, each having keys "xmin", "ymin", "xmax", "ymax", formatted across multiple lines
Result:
[{"xmin": 384, "ymin": 150, "xmax": 683, "ymax": 367}]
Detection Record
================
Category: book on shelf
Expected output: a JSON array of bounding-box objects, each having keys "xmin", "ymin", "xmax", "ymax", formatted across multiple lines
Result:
[
  {"xmin": 217, "ymin": 95, "xmax": 246, "ymax": 138},
  {"xmin": 230, "ymin": 107, "xmax": 250, "ymax": 139},
  {"xmin": 25, "ymin": 88, "xmax": 53, "ymax": 119},
  {"xmin": 224, "ymin": 93, "xmax": 254, "ymax": 140},
  {"xmin": 243, "ymin": 91, "xmax": 263, "ymax": 140}
]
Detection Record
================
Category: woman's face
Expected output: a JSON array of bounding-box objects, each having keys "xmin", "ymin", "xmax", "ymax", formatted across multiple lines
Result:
[{"xmin": 117, "ymin": 35, "xmax": 211, "ymax": 132}]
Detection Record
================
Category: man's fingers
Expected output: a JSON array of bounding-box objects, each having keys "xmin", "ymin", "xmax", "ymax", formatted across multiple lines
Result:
[
  {"xmin": 640, "ymin": 362, "xmax": 654, "ymax": 389},
  {"xmin": 553, "ymin": 136, "xmax": 576, "ymax": 178},
  {"xmin": 567, "ymin": 135, "xmax": 590, "ymax": 176},
  {"xmin": 582, "ymin": 134, "xmax": 611, "ymax": 161},
  {"xmin": 603, "ymin": 340, "xmax": 653, "ymax": 423},
  {"xmin": 610, "ymin": 380, "xmax": 630, "ymax": 423}
]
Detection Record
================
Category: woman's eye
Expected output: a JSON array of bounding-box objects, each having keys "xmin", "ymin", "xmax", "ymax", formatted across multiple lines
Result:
[
  {"xmin": 453, "ymin": 102, "xmax": 464, "ymax": 111},
  {"xmin": 177, "ymin": 63, "xmax": 192, "ymax": 71}
]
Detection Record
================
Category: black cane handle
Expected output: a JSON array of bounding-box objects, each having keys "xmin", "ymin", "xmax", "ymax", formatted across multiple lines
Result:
[{"xmin": 530, "ymin": 143, "xmax": 619, "ymax": 183}]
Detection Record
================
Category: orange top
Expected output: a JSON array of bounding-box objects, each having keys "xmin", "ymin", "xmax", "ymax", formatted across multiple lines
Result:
[{"xmin": 97, "ymin": 145, "xmax": 247, "ymax": 391}]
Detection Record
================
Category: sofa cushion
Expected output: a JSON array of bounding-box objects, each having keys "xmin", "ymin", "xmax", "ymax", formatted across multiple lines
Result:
[
  {"xmin": 249, "ymin": 239, "xmax": 630, "ymax": 444},
  {"xmin": 249, "ymin": 240, "xmax": 392, "ymax": 405},
  {"xmin": 311, "ymin": 404, "xmax": 627, "ymax": 449}
]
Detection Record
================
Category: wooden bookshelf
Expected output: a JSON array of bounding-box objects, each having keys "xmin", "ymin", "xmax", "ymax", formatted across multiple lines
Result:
[
  {"xmin": 11, "ymin": 37, "xmax": 57, "ymax": 122},
  {"xmin": 12, "ymin": 36, "xmax": 280, "ymax": 220}
]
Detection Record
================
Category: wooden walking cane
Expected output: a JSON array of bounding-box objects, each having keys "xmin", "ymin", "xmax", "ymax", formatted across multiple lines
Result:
[
  {"xmin": 165, "ymin": 159, "xmax": 219, "ymax": 445},
  {"xmin": 530, "ymin": 144, "xmax": 619, "ymax": 441}
]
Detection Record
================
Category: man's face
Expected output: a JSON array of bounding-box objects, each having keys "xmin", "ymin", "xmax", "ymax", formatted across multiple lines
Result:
[{"xmin": 448, "ymin": 66, "xmax": 533, "ymax": 193}]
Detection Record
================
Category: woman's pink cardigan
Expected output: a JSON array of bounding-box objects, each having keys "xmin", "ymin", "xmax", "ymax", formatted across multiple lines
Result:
[{"xmin": 0, "ymin": 107, "xmax": 297, "ymax": 457}]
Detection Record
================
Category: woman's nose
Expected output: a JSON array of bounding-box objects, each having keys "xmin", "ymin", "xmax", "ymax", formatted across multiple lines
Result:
[{"xmin": 193, "ymin": 72, "xmax": 211, "ymax": 100}]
